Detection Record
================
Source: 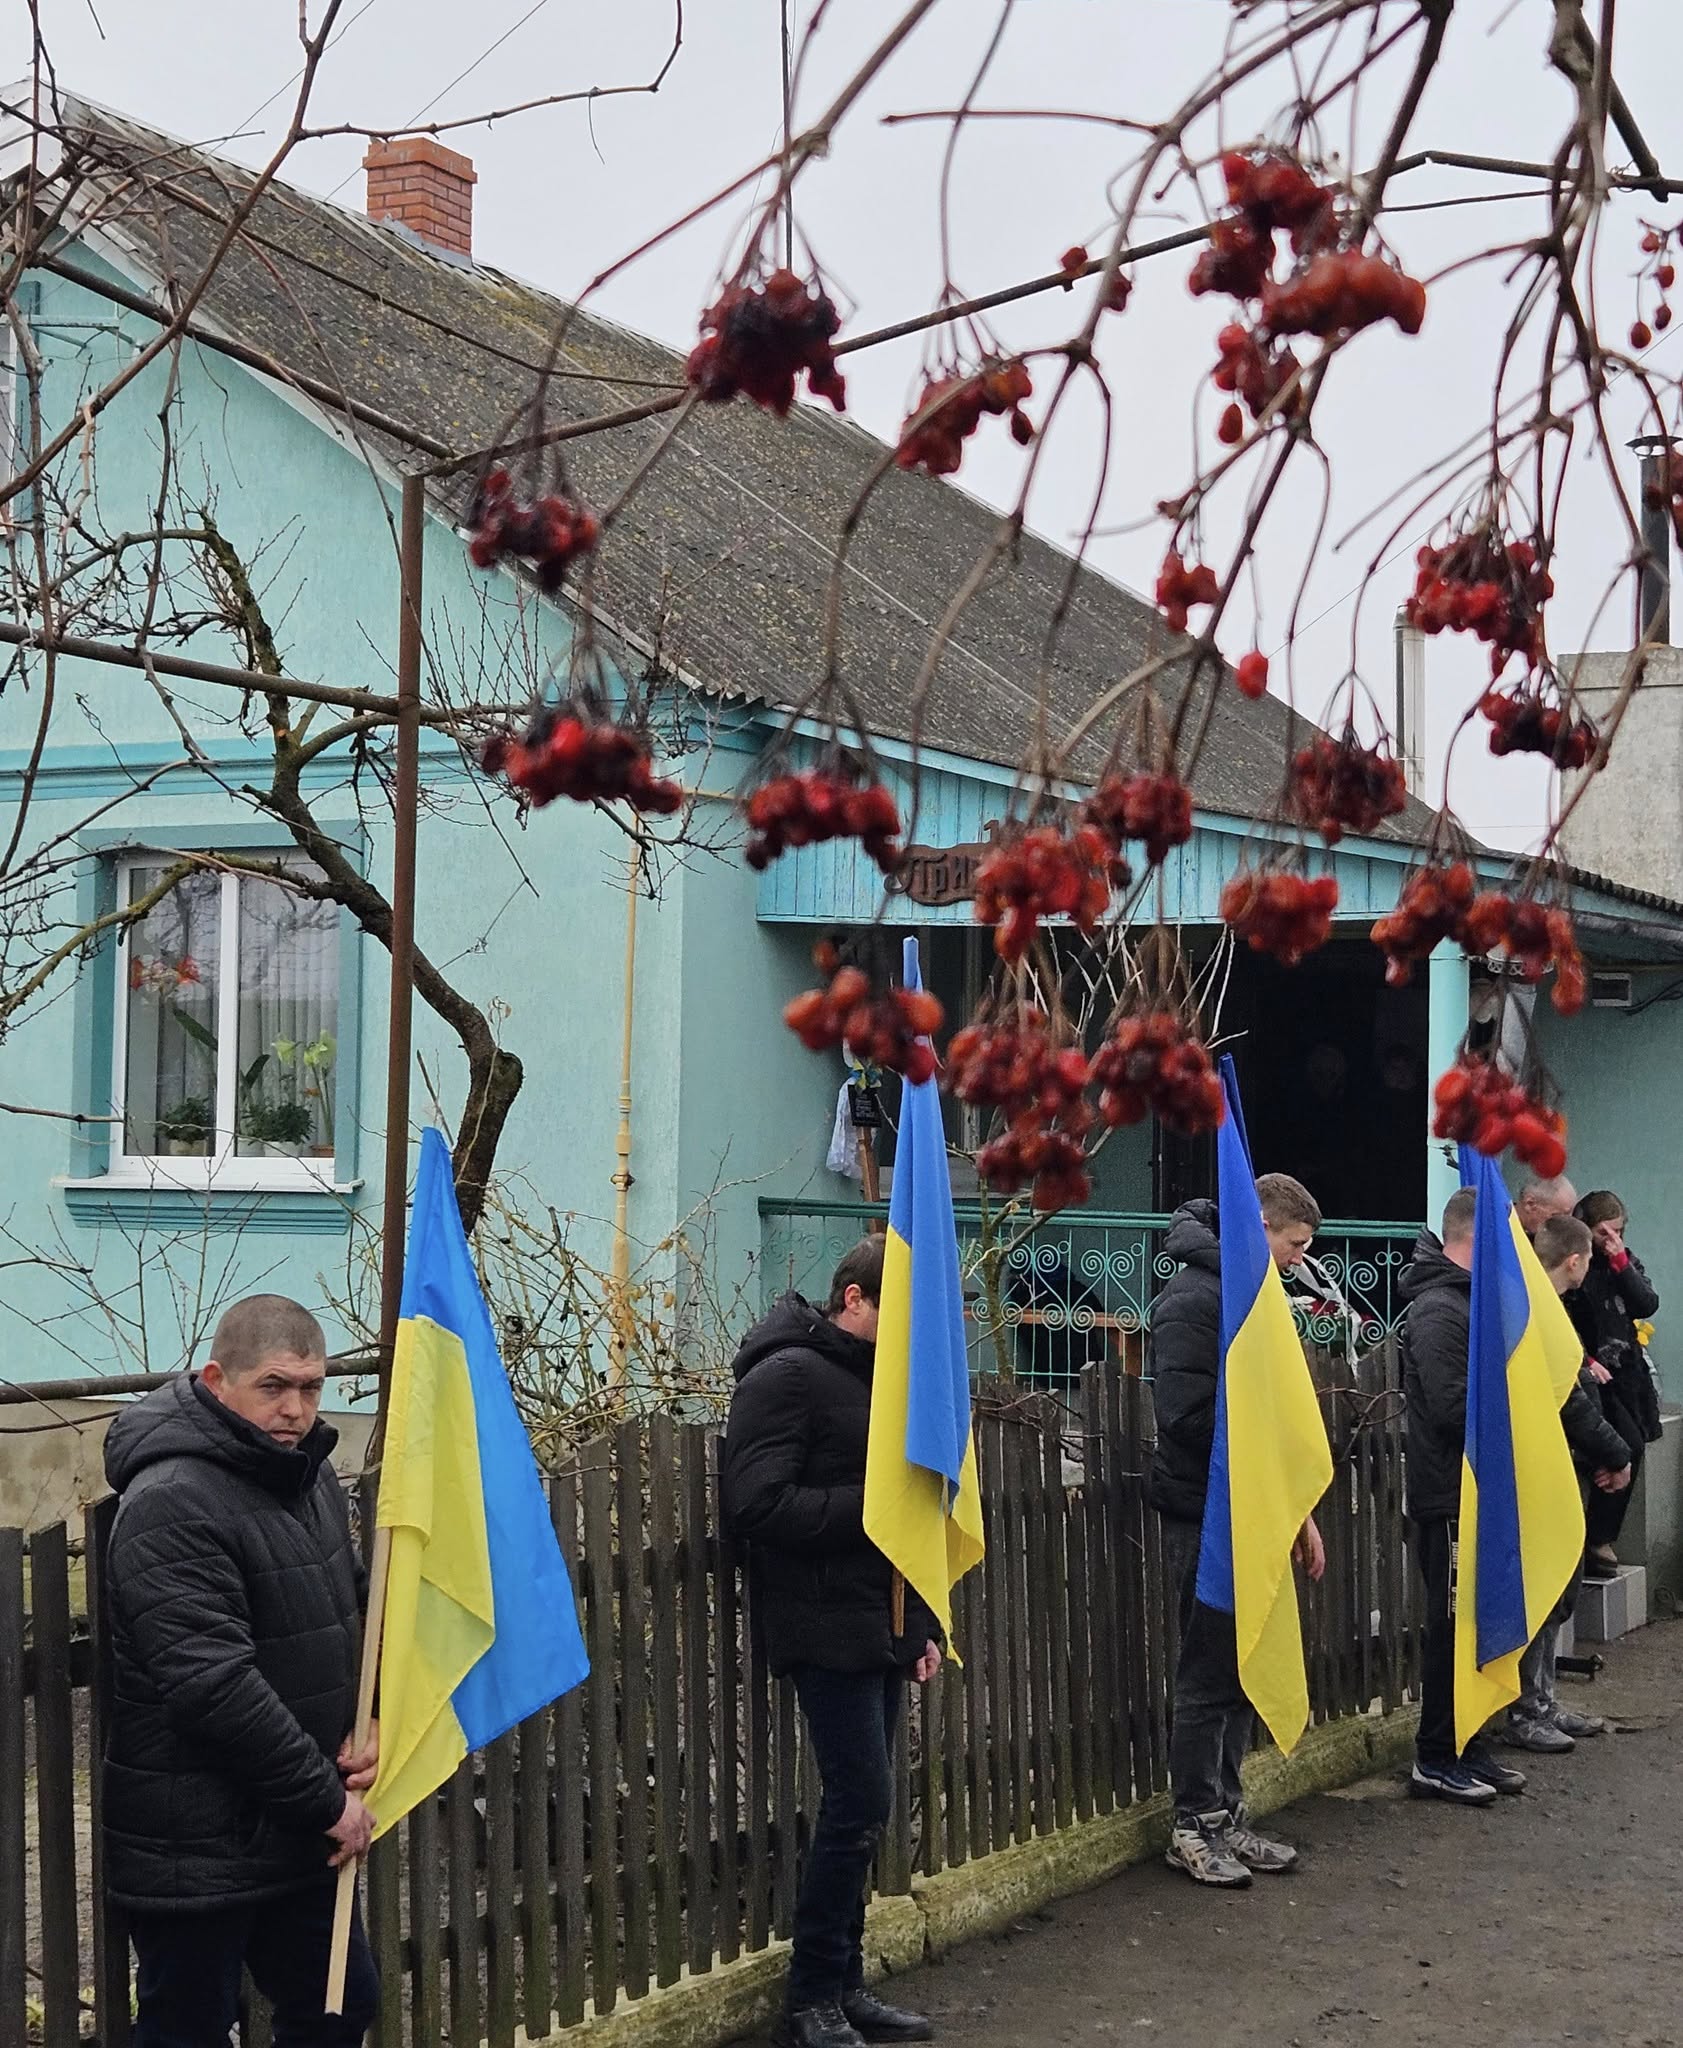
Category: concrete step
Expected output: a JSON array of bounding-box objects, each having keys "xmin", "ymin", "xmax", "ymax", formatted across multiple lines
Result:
[{"xmin": 1576, "ymin": 1564, "xmax": 1648, "ymax": 1642}]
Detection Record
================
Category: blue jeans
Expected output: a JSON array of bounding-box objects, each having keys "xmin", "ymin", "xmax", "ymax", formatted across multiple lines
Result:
[
  {"xmin": 131, "ymin": 1877, "xmax": 378, "ymax": 2048},
  {"xmin": 1163, "ymin": 1517, "xmax": 1254, "ymax": 1822},
  {"xmin": 787, "ymin": 1666, "xmax": 903, "ymax": 2011}
]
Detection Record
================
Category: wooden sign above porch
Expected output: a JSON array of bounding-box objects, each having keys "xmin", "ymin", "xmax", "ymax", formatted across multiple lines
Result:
[{"xmin": 885, "ymin": 841, "xmax": 991, "ymax": 905}]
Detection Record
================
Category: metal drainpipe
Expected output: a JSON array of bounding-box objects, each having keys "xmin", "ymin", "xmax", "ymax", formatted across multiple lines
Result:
[
  {"xmin": 1393, "ymin": 608, "xmax": 1426, "ymax": 794},
  {"xmin": 1632, "ymin": 433, "xmax": 1675, "ymax": 645}
]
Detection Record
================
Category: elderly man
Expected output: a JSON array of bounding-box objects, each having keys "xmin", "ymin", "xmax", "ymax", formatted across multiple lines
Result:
[
  {"xmin": 1516, "ymin": 1173, "xmax": 1577, "ymax": 1241},
  {"xmin": 103, "ymin": 1295, "xmax": 379, "ymax": 2048}
]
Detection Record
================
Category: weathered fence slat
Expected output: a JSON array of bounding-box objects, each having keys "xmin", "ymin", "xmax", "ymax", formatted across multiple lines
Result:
[
  {"xmin": 615, "ymin": 1423, "xmax": 653, "ymax": 2000},
  {"xmin": 1043, "ymin": 1420, "xmax": 1075, "ymax": 1835},
  {"xmin": 680, "ymin": 1425, "xmax": 715, "ymax": 1976},
  {"xmin": 580, "ymin": 1442, "xmax": 619, "ymax": 2018},
  {"xmin": 552, "ymin": 1462, "xmax": 587, "ymax": 2030},
  {"xmin": 1133, "ymin": 1377, "xmax": 1172, "ymax": 1797},
  {"xmin": 1066, "ymin": 1484, "xmax": 1094, "ymax": 1825},
  {"xmin": 1078, "ymin": 1368, "xmax": 1114, "ymax": 1818},
  {"xmin": 0, "ymin": 1529, "xmax": 27, "ymax": 2048},
  {"xmin": 446, "ymin": 1757, "xmax": 481, "ymax": 2048},
  {"xmin": 743, "ymin": 1555, "xmax": 773, "ymax": 1952},
  {"xmin": 1113, "ymin": 1372, "xmax": 1152, "ymax": 1803},
  {"xmin": 82, "ymin": 1498, "xmax": 129, "ymax": 2048},
  {"xmin": 772, "ymin": 1676, "xmax": 801, "ymax": 1934},
  {"xmin": 517, "ymin": 1708, "xmax": 552, "ymax": 2040},
  {"xmin": 920, "ymin": 1667, "xmax": 944, "ymax": 1878},
  {"xmin": 30, "ymin": 1523, "xmax": 80, "ymax": 2048},
  {"xmin": 712, "ymin": 1439, "xmax": 743, "ymax": 1966},
  {"xmin": 1003, "ymin": 1421, "xmax": 1033, "ymax": 1844},
  {"xmin": 484, "ymin": 1735, "xmax": 518, "ymax": 2048},
  {"xmin": 647, "ymin": 1412, "xmax": 684, "ymax": 1989},
  {"xmin": 1023, "ymin": 1415, "xmax": 1055, "ymax": 1838},
  {"xmin": 955, "ymin": 1554, "xmax": 984, "ymax": 1863},
  {"xmin": 407, "ymin": 1788, "xmax": 445, "ymax": 2048},
  {"xmin": 979, "ymin": 1415, "xmax": 1011, "ymax": 1854}
]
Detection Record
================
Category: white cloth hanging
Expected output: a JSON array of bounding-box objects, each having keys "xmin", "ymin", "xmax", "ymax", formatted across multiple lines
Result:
[{"xmin": 827, "ymin": 1081, "xmax": 862, "ymax": 1180}]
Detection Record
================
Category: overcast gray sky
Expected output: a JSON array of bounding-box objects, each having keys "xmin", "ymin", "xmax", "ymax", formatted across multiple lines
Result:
[{"xmin": 11, "ymin": 1, "xmax": 1683, "ymax": 848}]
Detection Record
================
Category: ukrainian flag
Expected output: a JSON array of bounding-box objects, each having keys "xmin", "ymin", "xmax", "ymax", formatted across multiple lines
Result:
[
  {"xmin": 1196, "ymin": 1057, "xmax": 1333, "ymax": 1754},
  {"xmin": 367, "ymin": 1127, "xmax": 589, "ymax": 1836},
  {"xmin": 1453, "ymin": 1146, "xmax": 1584, "ymax": 1752},
  {"xmin": 862, "ymin": 938, "xmax": 985, "ymax": 1646}
]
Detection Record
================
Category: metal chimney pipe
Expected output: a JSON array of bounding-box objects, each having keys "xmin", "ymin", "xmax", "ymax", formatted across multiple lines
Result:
[
  {"xmin": 1393, "ymin": 608, "xmax": 1426, "ymax": 794},
  {"xmin": 1632, "ymin": 433, "xmax": 1674, "ymax": 645}
]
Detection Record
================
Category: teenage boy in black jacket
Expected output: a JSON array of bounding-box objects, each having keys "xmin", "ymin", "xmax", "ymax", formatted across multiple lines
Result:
[
  {"xmin": 1148, "ymin": 1175, "xmax": 1327, "ymax": 1890},
  {"xmin": 722, "ymin": 1240, "xmax": 939, "ymax": 2048}
]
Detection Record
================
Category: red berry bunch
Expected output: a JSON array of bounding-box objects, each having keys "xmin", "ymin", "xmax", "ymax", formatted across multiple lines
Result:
[
  {"xmin": 1155, "ymin": 550, "xmax": 1222, "ymax": 632},
  {"xmin": 1478, "ymin": 687, "xmax": 1598, "ymax": 769},
  {"xmin": 466, "ymin": 470, "xmax": 599, "ymax": 593},
  {"xmin": 1261, "ymin": 250, "xmax": 1427, "ymax": 340},
  {"xmin": 896, "ymin": 360, "xmax": 1034, "ymax": 477},
  {"xmin": 1219, "ymin": 869, "xmax": 1340, "ymax": 966},
  {"xmin": 1234, "ymin": 650, "xmax": 1270, "ymax": 699},
  {"xmin": 1286, "ymin": 733, "xmax": 1409, "ymax": 845},
  {"xmin": 1432, "ymin": 1054, "xmax": 1567, "ymax": 1179},
  {"xmin": 973, "ymin": 822, "xmax": 1119, "ymax": 963},
  {"xmin": 1090, "ymin": 1011, "xmax": 1226, "ymax": 1134},
  {"xmin": 1369, "ymin": 861, "xmax": 1478, "ymax": 985},
  {"xmin": 1405, "ymin": 532, "xmax": 1554, "ymax": 675},
  {"xmin": 685, "ymin": 268, "xmax": 846, "ymax": 416},
  {"xmin": 742, "ymin": 769, "xmax": 903, "ymax": 873},
  {"xmin": 481, "ymin": 710, "xmax": 683, "ymax": 815},
  {"xmin": 1057, "ymin": 245, "xmax": 1131, "ymax": 310},
  {"xmin": 949, "ymin": 1009, "xmax": 1095, "ymax": 1212},
  {"xmin": 782, "ymin": 950, "xmax": 942, "ymax": 1084},
  {"xmin": 1081, "ymin": 770, "xmax": 1195, "ymax": 867},
  {"xmin": 1632, "ymin": 226, "xmax": 1677, "ymax": 348},
  {"xmin": 1191, "ymin": 150, "xmax": 1334, "ymax": 301},
  {"xmin": 1460, "ymin": 893, "xmax": 1586, "ymax": 1016},
  {"xmin": 1213, "ymin": 321, "xmax": 1303, "ymax": 433}
]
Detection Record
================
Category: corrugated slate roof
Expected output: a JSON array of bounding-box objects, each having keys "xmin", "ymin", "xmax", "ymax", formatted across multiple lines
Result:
[{"xmin": 46, "ymin": 97, "xmax": 1438, "ymax": 835}]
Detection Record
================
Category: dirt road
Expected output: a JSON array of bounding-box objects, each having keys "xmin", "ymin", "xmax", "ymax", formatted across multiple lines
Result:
[{"xmin": 748, "ymin": 1617, "xmax": 1683, "ymax": 2048}]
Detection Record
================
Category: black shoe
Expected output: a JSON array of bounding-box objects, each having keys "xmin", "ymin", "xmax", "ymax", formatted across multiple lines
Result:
[
  {"xmin": 1462, "ymin": 1744, "xmax": 1526, "ymax": 1796},
  {"xmin": 775, "ymin": 2004, "xmax": 867, "ymax": 2048},
  {"xmin": 843, "ymin": 1988, "xmax": 935, "ymax": 2042}
]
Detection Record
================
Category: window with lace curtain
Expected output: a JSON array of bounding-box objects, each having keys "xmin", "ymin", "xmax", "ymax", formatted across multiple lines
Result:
[{"xmin": 112, "ymin": 856, "xmax": 339, "ymax": 1180}]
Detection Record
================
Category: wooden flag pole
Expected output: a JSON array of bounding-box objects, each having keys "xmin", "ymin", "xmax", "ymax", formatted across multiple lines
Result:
[{"xmin": 325, "ymin": 473, "xmax": 425, "ymax": 2014}]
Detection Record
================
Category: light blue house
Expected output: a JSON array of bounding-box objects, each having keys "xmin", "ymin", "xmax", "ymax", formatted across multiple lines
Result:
[{"xmin": 4, "ymin": 99, "xmax": 1682, "ymax": 1404}]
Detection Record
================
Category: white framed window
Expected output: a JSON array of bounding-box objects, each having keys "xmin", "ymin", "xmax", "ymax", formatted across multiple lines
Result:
[{"xmin": 111, "ymin": 855, "xmax": 340, "ymax": 1186}]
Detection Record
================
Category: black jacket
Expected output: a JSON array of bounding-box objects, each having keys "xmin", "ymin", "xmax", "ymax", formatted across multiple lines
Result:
[
  {"xmin": 1401, "ymin": 1231, "xmax": 1632, "ymax": 1522},
  {"xmin": 720, "ymin": 1292, "xmax": 938, "ymax": 1676},
  {"xmin": 1567, "ymin": 1248, "xmax": 1663, "ymax": 1444},
  {"xmin": 1146, "ymin": 1202, "xmax": 1223, "ymax": 1523},
  {"xmin": 102, "ymin": 1375, "xmax": 363, "ymax": 1911}
]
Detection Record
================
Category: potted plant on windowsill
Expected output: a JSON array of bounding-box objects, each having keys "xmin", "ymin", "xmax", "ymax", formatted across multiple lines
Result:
[
  {"xmin": 243, "ymin": 1098, "xmax": 315, "ymax": 1159},
  {"xmin": 157, "ymin": 1096, "xmax": 214, "ymax": 1156}
]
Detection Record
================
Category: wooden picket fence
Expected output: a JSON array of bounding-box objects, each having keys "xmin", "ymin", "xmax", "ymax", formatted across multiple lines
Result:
[{"xmin": 3, "ymin": 1351, "xmax": 1419, "ymax": 2048}]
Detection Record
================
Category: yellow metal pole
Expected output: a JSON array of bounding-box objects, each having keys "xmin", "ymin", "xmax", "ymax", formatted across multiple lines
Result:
[{"xmin": 608, "ymin": 839, "xmax": 642, "ymax": 1388}]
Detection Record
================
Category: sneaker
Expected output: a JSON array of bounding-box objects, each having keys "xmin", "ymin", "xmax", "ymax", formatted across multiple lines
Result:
[
  {"xmin": 1501, "ymin": 1714, "xmax": 1575, "ymax": 1754},
  {"xmin": 1409, "ymin": 1760, "xmax": 1498, "ymax": 1807},
  {"xmin": 1165, "ymin": 1811, "xmax": 1253, "ymax": 1887},
  {"xmin": 1548, "ymin": 1704, "xmax": 1607, "ymax": 1738},
  {"xmin": 1462, "ymin": 1743, "xmax": 1526, "ymax": 1796},
  {"xmin": 1225, "ymin": 1816, "xmax": 1299, "ymax": 1873},
  {"xmin": 775, "ymin": 2006, "xmax": 868, "ymax": 2048}
]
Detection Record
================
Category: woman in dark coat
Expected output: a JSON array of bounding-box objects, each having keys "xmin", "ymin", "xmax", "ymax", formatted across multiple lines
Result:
[{"xmin": 1568, "ymin": 1190, "xmax": 1663, "ymax": 1574}]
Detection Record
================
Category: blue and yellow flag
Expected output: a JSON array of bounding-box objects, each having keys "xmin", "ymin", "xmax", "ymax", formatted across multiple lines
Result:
[
  {"xmin": 862, "ymin": 938, "xmax": 986, "ymax": 1646},
  {"xmin": 368, "ymin": 1128, "xmax": 589, "ymax": 1836},
  {"xmin": 1196, "ymin": 1057, "xmax": 1333, "ymax": 1754},
  {"xmin": 1453, "ymin": 1147, "xmax": 1584, "ymax": 1751}
]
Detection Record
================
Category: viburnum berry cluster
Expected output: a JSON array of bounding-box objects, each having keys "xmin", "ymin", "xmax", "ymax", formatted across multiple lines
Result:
[
  {"xmin": 896, "ymin": 360, "xmax": 1034, "ymax": 478},
  {"xmin": 1261, "ymin": 250, "xmax": 1426, "ymax": 341},
  {"xmin": 1461, "ymin": 893, "xmax": 1586, "ymax": 1015},
  {"xmin": 1478, "ymin": 686, "xmax": 1598, "ymax": 769},
  {"xmin": 1631, "ymin": 226, "xmax": 1677, "ymax": 349},
  {"xmin": 782, "ymin": 946, "xmax": 941, "ymax": 1083},
  {"xmin": 1089, "ymin": 1011, "xmax": 1226, "ymax": 1134},
  {"xmin": 1234, "ymin": 650, "xmax": 1270, "ymax": 700},
  {"xmin": 466, "ymin": 470, "xmax": 599, "ymax": 592},
  {"xmin": 1370, "ymin": 860, "xmax": 1478, "ymax": 985},
  {"xmin": 1432, "ymin": 1054, "xmax": 1567, "ymax": 1178},
  {"xmin": 481, "ymin": 709, "xmax": 683, "ymax": 814},
  {"xmin": 1058, "ymin": 244, "xmax": 1132, "ymax": 311},
  {"xmin": 1404, "ymin": 532, "xmax": 1554, "ymax": 676},
  {"xmin": 742, "ymin": 768, "xmax": 903, "ymax": 873},
  {"xmin": 947, "ymin": 1009, "xmax": 1094, "ymax": 1211},
  {"xmin": 1287, "ymin": 732, "xmax": 1409, "ymax": 845},
  {"xmin": 1212, "ymin": 320, "xmax": 1303, "ymax": 442},
  {"xmin": 972, "ymin": 822, "xmax": 1119, "ymax": 963},
  {"xmin": 1081, "ymin": 770, "xmax": 1196, "ymax": 868},
  {"xmin": 685, "ymin": 268, "xmax": 846, "ymax": 416},
  {"xmin": 1155, "ymin": 549, "xmax": 1221, "ymax": 632},
  {"xmin": 1219, "ymin": 869, "xmax": 1340, "ymax": 966}
]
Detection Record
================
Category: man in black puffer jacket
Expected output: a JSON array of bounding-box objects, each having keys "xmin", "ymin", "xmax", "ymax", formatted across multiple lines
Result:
[
  {"xmin": 1147, "ymin": 1180, "xmax": 1327, "ymax": 1891},
  {"xmin": 104, "ymin": 1294, "xmax": 378, "ymax": 2046},
  {"xmin": 722, "ymin": 1240, "xmax": 940, "ymax": 2048}
]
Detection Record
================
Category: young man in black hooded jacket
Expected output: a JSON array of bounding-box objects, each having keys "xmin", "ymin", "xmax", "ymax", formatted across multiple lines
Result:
[
  {"xmin": 722, "ymin": 1240, "xmax": 940, "ymax": 2048},
  {"xmin": 1147, "ymin": 1175, "xmax": 1327, "ymax": 1890}
]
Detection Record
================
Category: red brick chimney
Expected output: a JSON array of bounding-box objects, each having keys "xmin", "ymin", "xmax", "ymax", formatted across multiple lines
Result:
[{"xmin": 363, "ymin": 136, "xmax": 476, "ymax": 258}]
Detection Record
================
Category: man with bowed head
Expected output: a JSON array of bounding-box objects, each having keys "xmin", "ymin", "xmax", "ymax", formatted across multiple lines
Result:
[
  {"xmin": 723, "ymin": 1239, "xmax": 940, "ymax": 2048},
  {"xmin": 103, "ymin": 1295, "xmax": 380, "ymax": 2046}
]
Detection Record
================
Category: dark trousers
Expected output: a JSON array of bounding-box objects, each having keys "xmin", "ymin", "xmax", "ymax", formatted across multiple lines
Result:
[
  {"xmin": 1585, "ymin": 1425, "xmax": 1645, "ymax": 1550},
  {"xmin": 787, "ymin": 1666, "xmax": 903, "ymax": 2011},
  {"xmin": 1162, "ymin": 1516, "xmax": 1254, "ymax": 1822},
  {"xmin": 131, "ymin": 1877, "xmax": 378, "ymax": 2048},
  {"xmin": 1412, "ymin": 1516, "xmax": 1458, "ymax": 1766}
]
